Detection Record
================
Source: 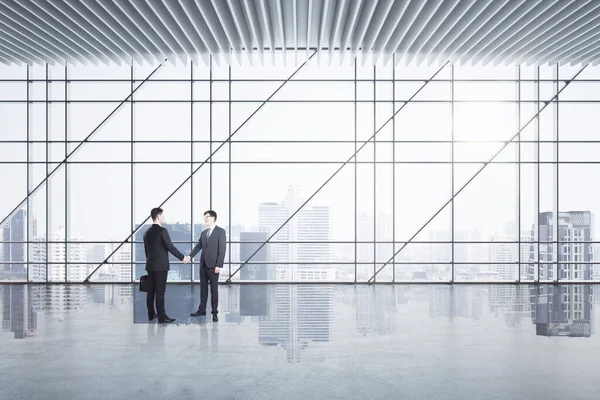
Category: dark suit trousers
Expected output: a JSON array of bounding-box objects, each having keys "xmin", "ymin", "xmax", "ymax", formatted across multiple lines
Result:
[
  {"xmin": 199, "ymin": 262, "xmax": 219, "ymax": 314},
  {"xmin": 146, "ymin": 271, "xmax": 168, "ymax": 320}
]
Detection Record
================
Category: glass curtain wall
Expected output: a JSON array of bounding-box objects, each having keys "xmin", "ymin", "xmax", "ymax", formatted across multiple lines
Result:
[{"xmin": 0, "ymin": 53, "xmax": 598, "ymax": 283}]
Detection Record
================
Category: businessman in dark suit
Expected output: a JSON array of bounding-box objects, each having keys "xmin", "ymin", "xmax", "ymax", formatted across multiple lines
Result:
[
  {"xmin": 189, "ymin": 210, "xmax": 226, "ymax": 322},
  {"xmin": 144, "ymin": 207, "xmax": 189, "ymax": 324}
]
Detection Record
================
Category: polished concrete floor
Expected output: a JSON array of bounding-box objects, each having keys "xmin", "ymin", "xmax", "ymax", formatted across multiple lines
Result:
[{"xmin": 0, "ymin": 283, "xmax": 598, "ymax": 399}]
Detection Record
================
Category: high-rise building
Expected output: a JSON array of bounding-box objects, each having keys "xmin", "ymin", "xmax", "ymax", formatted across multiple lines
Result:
[
  {"xmin": 48, "ymin": 228, "xmax": 87, "ymax": 282},
  {"xmin": 1, "ymin": 209, "xmax": 26, "ymax": 279},
  {"xmin": 29, "ymin": 238, "xmax": 47, "ymax": 282},
  {"xmin": 240, "ymin": 231, "xmax": 274, "ymax": 280},
  {"xmin": 258, "ymin": 201, "xmax": 292, "ymax": 264},
  {"xmin": 258, "ymin": 186, "xmax": 334, "ymax": 281},
  {"xmin": 535, "ymin": 211, "xmax": 593, "ymax": 281},
  {"xmin": 490, "ymin": 222, "xmax": 534, "ymax": 281},
  {"xmin": 109, "ymin": 244, "xmax": 132, "ymax": 282}
]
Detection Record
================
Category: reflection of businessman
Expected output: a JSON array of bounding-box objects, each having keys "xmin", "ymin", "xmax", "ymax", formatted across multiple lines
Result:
[{"xmin": 189, "ymin": 210, "xmax": 226, "ymax": 322}]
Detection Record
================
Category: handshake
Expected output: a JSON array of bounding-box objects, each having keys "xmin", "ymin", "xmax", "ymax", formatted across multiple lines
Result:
[{"xmin": 183, "ymin": 256, "xmax": 192, "ymax": 264}]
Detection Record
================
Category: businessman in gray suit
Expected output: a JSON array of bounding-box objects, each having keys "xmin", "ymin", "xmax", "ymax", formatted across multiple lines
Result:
[{"xmin": 189, "ymin": 210, "xmax": 226, "ymax": 322}]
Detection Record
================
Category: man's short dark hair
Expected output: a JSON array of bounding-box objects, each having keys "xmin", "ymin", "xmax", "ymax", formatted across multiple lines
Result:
[
  {"xmin": 204, "ymin": 210, "xmax": 217, "ymax": 220},
  {"xmin": 151, "ymin": 207, "xmax": 163, "ymax": 222}
]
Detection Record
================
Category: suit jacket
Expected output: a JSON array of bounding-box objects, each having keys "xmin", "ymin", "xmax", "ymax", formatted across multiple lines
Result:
[
  {"xmin": 143, "ymin": 224, "xmax": 185, "ymax": 272},
  {"xmin": 189, "ymin": 225, "xmax": 226, "ymax": 269}
]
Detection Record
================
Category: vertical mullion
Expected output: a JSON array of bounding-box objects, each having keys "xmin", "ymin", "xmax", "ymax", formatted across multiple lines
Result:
[
  {"xmin": 130, "ymin": 61, "xmax": 134, "ymax": 283},
  {"xmin": 451, "ymin": 65, "xmax": 455, "ymax": 283},
  {"xmin": 373, "ymin": 65, "xmax": 376, "ymax": 283},
  {"xmin": 555, "ymin": 63, "xmax": 560, "ymax": 282},
  {"xmin": 536, "ymin": 66, "xmax": 540, "ymax": 283},
  {"xmin": 64, "ymin": 63, "xmax": 68, "ymax": 283},
  {"xmin": 26, "ymin": 65, "xmax": 30, "ymax": 283},
  {"xmin": 45, "ymin": 63, "xmax": 49, "ymax": 283},
  {"xmin": 517, "ymin": 65, "xmax": 521, "ymax": 283},
  {"xmin": 392, "ymin": 55, "xmax": 395, "ymax": 283},
  {"xmin": 191, "ymin": 61, "xmax": 195, "ymax": 283},
  {"xmin": 354, "ymin": 62, "xmax": 357, "ymax": 283},
  {"xmin": 228, "ymin": 65, "xmax": 232, "ymax": 278},
  {"xmin": 210, "ymin": 56, "xmax": 213, "ymax": 209}
]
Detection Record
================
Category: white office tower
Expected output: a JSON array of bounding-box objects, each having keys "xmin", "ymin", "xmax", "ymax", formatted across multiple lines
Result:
[
  {"xmin": 258, "ymin": 186, "xmax": 334, "ymax": 281},
  {"xmin": 49, "ymin": 228, "xmax": 88, "ymax": 282}
]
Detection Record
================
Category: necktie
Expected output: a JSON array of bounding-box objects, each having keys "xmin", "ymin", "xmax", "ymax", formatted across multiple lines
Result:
[{"xmin": 206, "ymin": 229, "xmax": 212, "ymax": 239}]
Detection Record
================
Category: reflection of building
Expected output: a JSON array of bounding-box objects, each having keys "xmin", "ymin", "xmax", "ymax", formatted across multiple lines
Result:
[
  {"xmin": 0, "ymin": 284, "xmax": 137, "ymax": 339},
  {"xmin": 489, "ymin": 285, "xmax": 531, "ymax": 327},
  {"xmin": 240, "ymin": 284, "xmax": 271, "ymax": 317},
  {"xmin": 531, "ymin": 285, "xmax": 593, "ymax": 337},
  {"xmin": 429, "ymin": 286, "xmax": 484, "ymax": 320},
  {"xmin": 535, "ymin": 211, "xmax": 593, "ymax": 281},
  {"xmin": 46, "ymin": 286, "xmax": 87, "ymax": 312},
  {"xmin": 258, "ymin": 186, "xmax": 334, "ymax": 281},
  {"xmin": 356, "ymin": 286, "xmax": 396, "ymax": 335},
  {"xmin": 1, "ymin": 285, "xmax": 38, "ymax": 339},
  {"xmin": 258, "ymin": 285, "xmax": 334, "ymax": 363},
  {"xmin": 1, "ymin": 209, "xmax": 26, "ymax": 278}
]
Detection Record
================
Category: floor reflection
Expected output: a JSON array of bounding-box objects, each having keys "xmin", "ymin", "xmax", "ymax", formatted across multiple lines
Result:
[
  {"xmin": 1, "ymin": 283, "xmax": 599, "ymax": 399},
  {"xmin": 1, "ymin": 284, "xmax": 595, "ymax": 341}
]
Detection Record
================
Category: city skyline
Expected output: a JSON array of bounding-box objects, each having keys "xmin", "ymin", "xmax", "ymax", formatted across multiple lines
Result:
[{"xmin": 2, "ymin": 200, "xmax": 598, "ymax": 282}]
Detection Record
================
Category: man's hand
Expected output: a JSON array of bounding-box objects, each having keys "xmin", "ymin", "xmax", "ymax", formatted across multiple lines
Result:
[
  {"xmin": 214, "ymin": 267, "xmax": 221, "ymax": 274},
  {"xmin": 183, "ymin": 256, "xmax": 191, "ymax": 264}
]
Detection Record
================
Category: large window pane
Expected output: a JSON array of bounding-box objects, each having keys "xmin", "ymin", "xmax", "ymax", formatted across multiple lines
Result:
[
  {"xmin": 134, "ymin": 103, "xmax": 191, "ymax": 141},
  {"xmin": 0, "ymin": 103, "xmax": 27, "ymax": 141},
  {"xmin": 68, "ymin": 164, "xmax": 131, "ymax": 242},
  {"xmin": 231, "ymin": 103, "xmax": 355, "ymax": 141}
]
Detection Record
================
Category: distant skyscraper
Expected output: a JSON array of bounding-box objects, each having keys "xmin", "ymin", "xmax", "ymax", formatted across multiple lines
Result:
[
  {"xmin": 258, "ymin": 186, "xmax": 334, "ymax": 281},
  {"xmin": 490, "ymin": 222, "xmax": 534, "ymax": 281},
  {"xmin": 87, "ymin": 244, "xmax": 107, "ymax": 264},
  {"xmin": 49, "ymin": 228, "xmax": 87, "ymax": 282},
  {"xmin": 240, "ymin": 231, "xmax": 274, "ymax": 280},
  {"xmin": 1, "ymin": 209, "xmax": 26, "ymax": 278},
  {"xmin": 30, "ymin": 238, "xmax": 47, "ymax": 282},
  {"xmin": 108, "ymin": 244, "xmax": 132, "ymax": 282},
  {"xmin": 535, "ymin": 211, "xmax": 592, "ymax": 281}
]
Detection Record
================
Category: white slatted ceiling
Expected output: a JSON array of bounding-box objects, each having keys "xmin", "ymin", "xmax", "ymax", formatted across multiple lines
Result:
[{"xmin": 0, "ymin": 0, "xmax": 599, "ymax": 67}]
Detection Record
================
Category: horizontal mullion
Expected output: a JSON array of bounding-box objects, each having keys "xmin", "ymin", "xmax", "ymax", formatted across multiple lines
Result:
[
  {"xmin": 0, "ymin": 100, "xmax": 589, "ymax": 104},
  {"xmin": 1, "ymin": 161, "xmax": 598, "ymax": 164},
  {"xmin": 3, "ymin": 139, "xmax": 600, "ymax": 144},
  {"xmin": 0, "ymin": 78, "xmax": 590, "ymax": 83},
  {"xmin": 1, "ymin": 240, "xmax": 597, "ymax": 244}
]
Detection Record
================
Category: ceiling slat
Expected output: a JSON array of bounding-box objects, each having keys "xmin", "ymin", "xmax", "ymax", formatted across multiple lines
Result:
[
  {"xmin": 0, "ymin": 0, "xmax": 600, "ymax": 67},
  {"xmin": 26, "ymin": 0, "xmax": 118, "ymax": 65}
]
